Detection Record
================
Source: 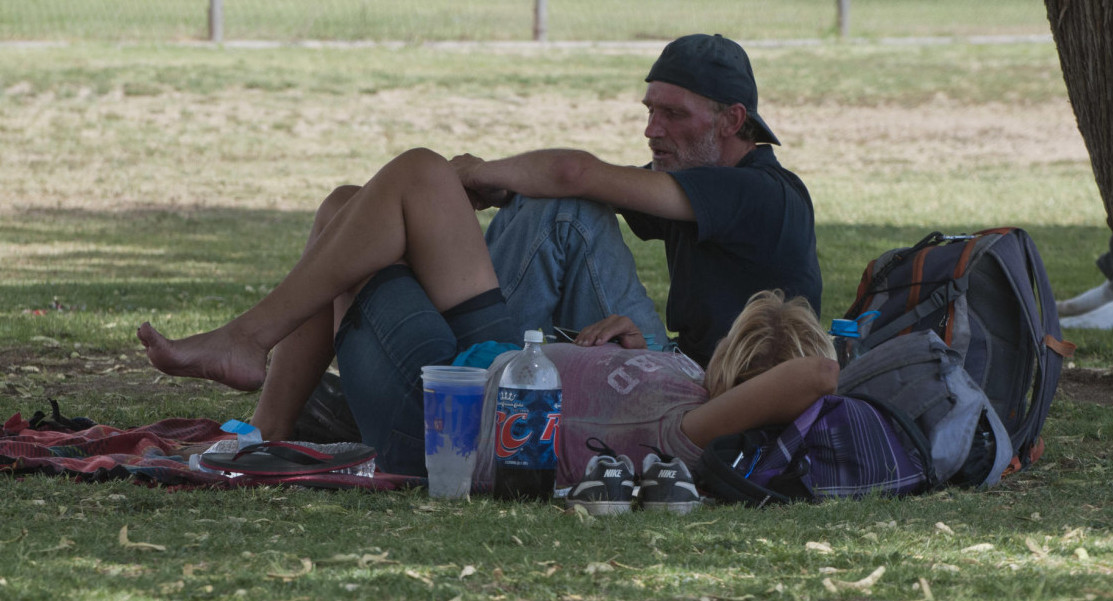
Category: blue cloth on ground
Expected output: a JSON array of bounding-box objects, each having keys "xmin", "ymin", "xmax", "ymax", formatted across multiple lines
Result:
[{"xmin": 452, "ymin": 341, "xmax": 521, "ymax": 369}]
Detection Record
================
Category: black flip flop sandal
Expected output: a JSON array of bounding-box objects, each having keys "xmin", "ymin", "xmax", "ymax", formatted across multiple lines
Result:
[{"xmin": 199, "ymin": 441, "xmax": 376, "ymax": 477}]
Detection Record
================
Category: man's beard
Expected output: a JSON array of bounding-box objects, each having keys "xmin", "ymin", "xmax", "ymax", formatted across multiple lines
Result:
[{"xmin": 651, "ymin": 128, "xmax": 722, "ymax": 171}]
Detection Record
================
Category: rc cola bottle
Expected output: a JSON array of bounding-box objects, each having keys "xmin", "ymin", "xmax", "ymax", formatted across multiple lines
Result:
[{"xmin": 493, "ymin": 329, "xmax": 562, "ymax": 501}]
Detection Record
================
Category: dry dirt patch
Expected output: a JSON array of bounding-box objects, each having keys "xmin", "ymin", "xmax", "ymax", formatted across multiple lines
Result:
[
  {"xmin": 0, "ymin": 86, "xmax": 1092, "ymax": 217},
  {"xmin": 1057, "ymin": 367, "xmax": 1113, "ymax": 407}
]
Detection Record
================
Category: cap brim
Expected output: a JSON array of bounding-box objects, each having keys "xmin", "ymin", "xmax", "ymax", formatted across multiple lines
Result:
[{"xmin": 749, "ymin": 112, "xmax": 780, "ymax": 146}]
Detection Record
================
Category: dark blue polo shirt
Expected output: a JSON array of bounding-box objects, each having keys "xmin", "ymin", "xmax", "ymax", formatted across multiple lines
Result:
[{"xmin": 620, "ymin": 145, "xmax": 822, "ymax": 367}]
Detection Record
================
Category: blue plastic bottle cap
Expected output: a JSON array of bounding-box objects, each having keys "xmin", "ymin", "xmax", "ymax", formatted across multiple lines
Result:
[{"xmin": 829, "ymin": 319, "xmax": 859, "ymax": 337}]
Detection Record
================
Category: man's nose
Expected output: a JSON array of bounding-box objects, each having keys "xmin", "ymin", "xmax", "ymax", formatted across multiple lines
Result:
[{"xmin": 645, "ymin": 113, "xmax": 664, "ymax": 138}]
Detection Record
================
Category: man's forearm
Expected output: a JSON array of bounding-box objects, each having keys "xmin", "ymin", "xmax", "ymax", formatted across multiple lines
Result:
[
  {"xmin": 472, "ymin": 149, "xmax": 595, "ymax": 200},
  {"xmin": 454, "ymin": 147, "xmax": 694, "ymax": 220}
]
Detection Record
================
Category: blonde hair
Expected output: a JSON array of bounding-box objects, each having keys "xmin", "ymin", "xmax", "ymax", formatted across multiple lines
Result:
[{"xmin": 704, "ymin": 290, "xmax": 835, "ymax": 398}]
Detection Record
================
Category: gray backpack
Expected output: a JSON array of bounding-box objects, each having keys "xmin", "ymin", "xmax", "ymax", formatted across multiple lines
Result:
[
  {"xmin": 838, "ymin": 329, "xmax": 1014, "ymax": 488},
  {"xmin": 844, "ymin": 228, "xmax": 1075, "ymax": 475}
]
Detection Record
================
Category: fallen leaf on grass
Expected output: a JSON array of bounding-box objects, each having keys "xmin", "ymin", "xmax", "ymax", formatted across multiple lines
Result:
[
  {"xmin": 584, "ymin": 562, "xmax": 613, "ymax": 575},
  {"xmin": 821, "ymin": 566, "xmax": 885, "ymax": 594},
  {"xmin": 33, "ymin": 536, "xmax": 75, "ymax": 554},
  {"xmin": 570, "ymin": 504, "xmax": 594, "ymax": 523},
  {"xmin": 405, "ymin": 569, "xmax": 434, "ymax": 587},
  {"xmin": 318, "ymin": 552, "xmax": 394, "ymax": 568},
  {"xmin": 934, "ymin": 522, "xmax": 954, "ymax": 536},
  {"xmin": 805, "ymin": 541, "xmax": 833, "ymax": 554},
  {"xmin": 1074, "ymin": 548, "xmax": 1090, "ymax": 560},
  {"xmin": 267, "ymin": 558, "xmax": 313, "ymax": 582},
  {"xmin": 917, "ymin": 577, "xmax": 934, "ymax": 601},
  {"xmin": 1061, "ymin": 527, "xmax": 1086, "ymax": 543},
  {"xmin": 459, "ymin": 565, "xmax": 477, "ymax": 579},
  {"xmin": 118, "ymin": 525, "xmax": 166, "ymax": 552},
  {"xmin": 182, "ymin": 564, "xmax": 205, "ymax": 577},
  {"xmin": 961, "ymin": 543, "xmax": 994, "ymax": 554},
  {"xmin": 1, "ymin": 529, "xmax": 28, "ymax": 544},
  {"xmin": 1025, "ymin": 537, "xmax": 1048, "ymax": 558}
]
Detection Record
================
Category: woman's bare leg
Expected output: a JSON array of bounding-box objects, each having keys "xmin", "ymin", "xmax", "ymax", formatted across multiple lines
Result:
[
  {"xmin": 138, "ymin": 148, "xmax": 499, "ymax": 393},
  {"xmin": 247, "ymin": 185, "xmax": 359, "ymax": 440}
]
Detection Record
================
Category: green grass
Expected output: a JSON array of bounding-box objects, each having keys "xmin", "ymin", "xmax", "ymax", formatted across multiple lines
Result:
[
  {"xmin": 2, "ymin": 17, "xmax": 1113, "ymax": 601},
  {"xmin": 0, "ymin": 0, "xmax": 1052, "ymax": 43}
]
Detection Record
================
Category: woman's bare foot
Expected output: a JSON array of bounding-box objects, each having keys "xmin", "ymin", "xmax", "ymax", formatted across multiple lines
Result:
[{"xmin": 137, "ymin": 322, "xmax": 268, "ymax": 391}]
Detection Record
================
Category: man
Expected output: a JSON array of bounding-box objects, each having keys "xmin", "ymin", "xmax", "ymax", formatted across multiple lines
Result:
[{"xmin": 456, "ymin": 33, "xmax": 821, "ymax": 367}]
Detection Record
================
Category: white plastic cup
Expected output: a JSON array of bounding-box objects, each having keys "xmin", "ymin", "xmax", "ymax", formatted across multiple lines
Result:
[{"xmin": 421, "ymin": 365, "xmax": 488, "ymax": 498}]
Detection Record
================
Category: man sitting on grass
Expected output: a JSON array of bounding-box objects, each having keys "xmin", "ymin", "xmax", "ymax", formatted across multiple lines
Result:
[{"xmin": 464, "ymin": 32, "xmax": 822, "ymax": 367}]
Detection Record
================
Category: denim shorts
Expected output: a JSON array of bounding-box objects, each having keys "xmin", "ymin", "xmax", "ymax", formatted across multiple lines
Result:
[{"xmin": 334, "ymin": 264, "xmax": 517, "ymax": 475}]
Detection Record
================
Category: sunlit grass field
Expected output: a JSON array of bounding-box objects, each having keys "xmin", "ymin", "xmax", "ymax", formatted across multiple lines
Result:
[{"xmin": 2, "ymin": 4, "xmax": 1113, "ymax": 600}]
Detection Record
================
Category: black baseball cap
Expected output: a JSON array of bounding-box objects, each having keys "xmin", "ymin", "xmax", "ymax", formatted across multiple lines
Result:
[{"xmin": 645, "ymin": 33, "xmax": 780, "ymax": 145}]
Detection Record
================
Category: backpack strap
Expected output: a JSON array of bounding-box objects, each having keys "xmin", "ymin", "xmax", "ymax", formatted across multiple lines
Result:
[
  {"xmin": 847, "ymin": 231, "xmax": 946, "ymax": 319},
  {"xmin": 1008, "ymin": 229, "xmax": 1075, "ymax": 467},
  {"xmin": 850, "ymin": 392, "xmax": 940, "ymax": 492},
  {"xmin": 861, "ymin": 275, "xmax": 970, "ymax": 351},
  {"xmin": 697, "ymin": 431, "xmax": 799, "ymax": 507}
]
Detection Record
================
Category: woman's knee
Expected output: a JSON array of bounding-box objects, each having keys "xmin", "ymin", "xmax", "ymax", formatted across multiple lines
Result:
[
  {"xmin": 389, "ymin": 147, "xmax": 452, "ymax": 177},
  {"xmin": 313, "ymin": 184, "xmax": 362, "ymax": 233}
]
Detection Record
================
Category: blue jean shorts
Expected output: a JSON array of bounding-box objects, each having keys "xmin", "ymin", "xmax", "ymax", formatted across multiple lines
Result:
[{"xmin": 334, "ymin": 264, "xmax": 517, "ymax": 476}]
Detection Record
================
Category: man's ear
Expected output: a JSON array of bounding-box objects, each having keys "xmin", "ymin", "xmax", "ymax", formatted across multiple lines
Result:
[{"xmin": 720, "ymin": 103, "xmax": 748, "ymax": 137}]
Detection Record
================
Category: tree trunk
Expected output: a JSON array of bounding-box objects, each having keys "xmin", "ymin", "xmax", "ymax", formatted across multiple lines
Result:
[{"xmin": 1045, "ymin": 0, "xmax": 1113, "ymax": 231}]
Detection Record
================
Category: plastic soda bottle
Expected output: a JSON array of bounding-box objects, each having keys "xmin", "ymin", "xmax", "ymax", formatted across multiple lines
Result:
[
  {"xmin": 829, "ymin": 318, "xmax": 862, "ymax": 368},
  {"xmin": 830, "ymin": 311, "xmax": 881, "ymax": 368},
  {"xmin": 493, "ymin": 330, "xmax": 562, "ymax": 501}
]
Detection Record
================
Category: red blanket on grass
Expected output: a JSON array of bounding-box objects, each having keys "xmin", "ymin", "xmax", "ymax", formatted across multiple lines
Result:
[
  {"xmin": 0, "ymin": 413, "xmax": 423, "ymax": 491},
  {"xmin": 1, "ymin": 413, "xmax": 234, "ymax": 486}
]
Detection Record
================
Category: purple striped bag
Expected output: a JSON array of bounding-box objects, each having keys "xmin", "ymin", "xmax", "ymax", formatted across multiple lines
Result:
[{"xmin": 696, "ymin": 394, "xmax": 932, "ymax": 507}]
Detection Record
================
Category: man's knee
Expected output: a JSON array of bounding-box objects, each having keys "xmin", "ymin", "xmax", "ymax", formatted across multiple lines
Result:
[{"xmin": 498, "ymin": 195, "xmax": 616, "ymax": 229}]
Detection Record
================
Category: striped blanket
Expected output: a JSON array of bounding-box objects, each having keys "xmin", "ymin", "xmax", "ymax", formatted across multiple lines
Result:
[
  {"xmin": 1, "ymin": 411, "xmax": 233, "ymax": 486},
  {"xmin": 1, "ymin": 409, "xmax": 422, "ymax": 491}
]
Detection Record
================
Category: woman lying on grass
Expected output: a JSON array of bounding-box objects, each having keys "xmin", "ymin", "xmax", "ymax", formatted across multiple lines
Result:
[{"xmin": 137, "ymin": 148, "xmax": 837, "ymax": 481}]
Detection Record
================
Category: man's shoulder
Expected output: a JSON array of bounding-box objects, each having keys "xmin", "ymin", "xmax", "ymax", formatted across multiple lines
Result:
[{"xmin": 676, "ymin": 146, "xmax": 802, "ymax": 196}]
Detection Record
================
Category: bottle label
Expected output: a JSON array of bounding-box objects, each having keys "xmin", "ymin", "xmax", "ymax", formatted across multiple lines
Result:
[{"xmin": 495, "ymin": 387, "xmax": 561, "ymax": 470}]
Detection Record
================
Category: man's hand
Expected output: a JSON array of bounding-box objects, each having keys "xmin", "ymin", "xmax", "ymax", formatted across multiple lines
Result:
[
  {"xmin": 450, "ymin": 153, "xmax": 510, "ymax": 210},
  {"xmin": 575, "ymin": 315, "xmax": 647, "ymax": 349}
]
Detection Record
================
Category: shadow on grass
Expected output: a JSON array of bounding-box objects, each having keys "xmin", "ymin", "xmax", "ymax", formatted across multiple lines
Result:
[
  {"xmin": 3, "ymin": 207, "xmax": 1112, "ymax": 361},
  {"xmin": 1, "ymin": 206, "xmax": 314, "ymax": 311}
]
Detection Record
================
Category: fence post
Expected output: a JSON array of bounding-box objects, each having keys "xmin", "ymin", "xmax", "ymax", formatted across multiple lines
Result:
[
  {"xmin": 837, "ymin": 0, "xmax": 850, "ymax": 38},
  {"xmin": 209, "ymin": 0, "xmax": 224, "ymax": 43},
  {"xmin": 534, "ymin": 0, "xmax": 548, "ymax": 42}
]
